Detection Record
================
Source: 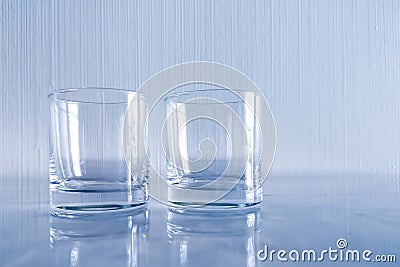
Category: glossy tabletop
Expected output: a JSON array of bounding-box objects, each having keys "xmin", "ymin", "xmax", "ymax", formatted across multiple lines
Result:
[{"xmin": 1, "ymin": 176, "xmax": 399, "ymax": 267}]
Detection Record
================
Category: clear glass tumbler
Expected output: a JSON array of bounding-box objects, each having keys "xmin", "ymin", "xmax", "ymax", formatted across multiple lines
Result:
[
  {"xmin": 48, "ymin": 88, "xmax": 148, "ymax": 215},
  {"xmin": 163, "ymin": 88, "xmax": 264, "ymax": 209}
]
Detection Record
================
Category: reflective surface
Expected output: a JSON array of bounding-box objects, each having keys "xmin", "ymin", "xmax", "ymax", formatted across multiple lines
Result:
[{"xmin": 1, "ymin": 176, "xmax": 399, "ymax": 266}]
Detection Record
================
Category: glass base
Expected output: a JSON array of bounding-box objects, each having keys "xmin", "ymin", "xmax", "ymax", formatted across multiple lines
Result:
[
  {"xmin": 50, "ymin": 183, "xmax": 148, "ymax": 217},
  {"xmin": 167, "ymin": 180, "xmax": 262, "ymax": 211}
]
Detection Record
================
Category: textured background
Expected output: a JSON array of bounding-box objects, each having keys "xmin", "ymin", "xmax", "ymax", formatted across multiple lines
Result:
[{"xmin": 1, "ymin": 0, "xmax": 400, "ymax": 203}]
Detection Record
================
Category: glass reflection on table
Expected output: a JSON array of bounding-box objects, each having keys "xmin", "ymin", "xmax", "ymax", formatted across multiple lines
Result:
[
  {"xmin": 49, "ymin": 208, "xmax": 149, "ymax": 267},
  {"xmin": 167, "ymin": 207, "xmax": 262, "ymax": 267}
]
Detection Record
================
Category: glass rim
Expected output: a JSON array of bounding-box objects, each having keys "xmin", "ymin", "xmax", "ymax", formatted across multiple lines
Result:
[
  {"xmin": 163, "ymin": 88, "xmax": 262, "ymax": 104},
  {"xmin": 48, "ymin": 87, "xmax": 148, "ymax": 105}
]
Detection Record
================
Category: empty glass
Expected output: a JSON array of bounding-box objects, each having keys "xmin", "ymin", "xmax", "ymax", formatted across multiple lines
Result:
[
  {"xmin": 163, "ymin": 89, "xmax": 264, "ymax": 209},
  {"xmin": 48, "ymin": 88, "xmax": 148, "ymax": 215}
]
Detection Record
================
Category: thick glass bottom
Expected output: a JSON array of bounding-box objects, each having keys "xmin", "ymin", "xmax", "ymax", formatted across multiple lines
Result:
[
  {"xmin": 50, "ymin": 183, "xmax": 148, "ymax": 217},
  {"xmin": 167, "ymin": 180, "xmax": 263, "ymax": 211}
]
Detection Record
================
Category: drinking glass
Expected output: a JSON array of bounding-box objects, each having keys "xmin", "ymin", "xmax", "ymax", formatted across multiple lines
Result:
[
  {"xmin": 48, "ymin": 88, "xmax": 148, "ymax": 215},
  {"xmin": 163, "ymin": 88, "xmax": 264, "ymax": 209}
]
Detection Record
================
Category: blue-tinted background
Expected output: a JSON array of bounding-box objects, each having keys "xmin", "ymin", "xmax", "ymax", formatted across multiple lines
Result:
[{"xmin": 1, "ymin": 1, "xmax": 399, "ymax": 266}]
